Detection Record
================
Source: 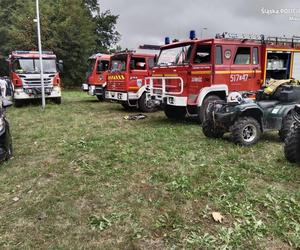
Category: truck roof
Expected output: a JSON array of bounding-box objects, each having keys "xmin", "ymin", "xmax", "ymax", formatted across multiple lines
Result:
[
  {"xmin": 10, "ymin": 51, "xmax": 57, "ymax": 59},
  {"xmin": 112, "ymin": 51, "xmax": 155, "ymax": 58},
  {"xmin": 160, "ymin": 37, "xmax": 300, "ymax": 50},
  {"xmin": 89, "ymin": 53, "xmax": 111, "ymax": 60}
]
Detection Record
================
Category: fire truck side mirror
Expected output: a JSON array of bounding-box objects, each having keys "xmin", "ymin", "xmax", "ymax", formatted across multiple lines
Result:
[{"xmin": 58, "ymin": 60, "xmax": 64, "ymax": 73}]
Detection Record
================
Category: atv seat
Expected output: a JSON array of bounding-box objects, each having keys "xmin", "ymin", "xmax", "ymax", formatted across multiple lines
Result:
[{"xmin": 257, "ymin": 100, "xmax": 279, "ymax": 109}]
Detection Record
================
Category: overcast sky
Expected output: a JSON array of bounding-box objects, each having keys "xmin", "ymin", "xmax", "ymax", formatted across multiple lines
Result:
[{"xmin": 99, "ymin": 0, "xmax": 300, "ymax": 49}]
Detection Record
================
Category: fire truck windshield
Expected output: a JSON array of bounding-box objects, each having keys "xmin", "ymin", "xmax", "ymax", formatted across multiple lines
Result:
[
  {"xmin": 111, "ymin": 55, "xmax": 127, "ymax": 72},
  {"xmin": 157, "ymin": 45, "xmax": 193, "ymax": 66},
  {"xmin": 87, "ymin": 59, "xmax": 96, "ymax": 74},
  {"xmin": 13, "ymin": 58, "xmax": 57, "ymax": 74}
]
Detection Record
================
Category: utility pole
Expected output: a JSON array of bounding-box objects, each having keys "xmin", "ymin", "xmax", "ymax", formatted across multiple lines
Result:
[{"xmin": 35, "ymin": 0, "xmax": 46, "ymax": 109}]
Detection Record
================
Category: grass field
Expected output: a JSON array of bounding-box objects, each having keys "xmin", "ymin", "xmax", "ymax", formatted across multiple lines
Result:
[{"xmin": 0, "ymin": 91, "xmax": 299, "ymax": 249}]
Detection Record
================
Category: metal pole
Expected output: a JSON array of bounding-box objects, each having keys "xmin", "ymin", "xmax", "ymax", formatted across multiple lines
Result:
[{"xmin": 36, "ymin": 0, "xmax": 46, "ymax": 109}]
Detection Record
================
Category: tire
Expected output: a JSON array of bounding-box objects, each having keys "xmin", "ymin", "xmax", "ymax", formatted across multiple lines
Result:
[
  {"xmin": 202, "ymin": 120, "xmax": 224, "ymax": 138},
  {"xmin": 231, "ymin": 117, "xmax": 261, "ymax": 146},
  {"xmin": 5, "ymin": 143, "xmax": 13, "ymax": 161},
  {"xmin": 279, "ymin": 113, "xmax": 295, "ymax": 141},
  {"xmin": 121, "ymin": 102, "xmax": 135, "ymax": 111},
  {"xmin": 198, "ymin": 95, "xmax": 222, "ymax": 123},
  {"xmin": 14, "ymin": 99, "xmax": 23, "ymax": 108},
  {"xmin": 53, "ymin": 97, "xmax": 61, "ymax": 105},
  {"xmin": 96, "ymin": 88, "xmax": 106, "ymax": 102},
  {"xmin": 138, "ymin": 92, "xmax": 157, "ymax": 113},
  {"xmin": 284, "ymin": 125, "xmax": 300, "ymax": 163},
  {"xmin": 164, "ymin": 105, "xmax": 186, "ymax": 120}
]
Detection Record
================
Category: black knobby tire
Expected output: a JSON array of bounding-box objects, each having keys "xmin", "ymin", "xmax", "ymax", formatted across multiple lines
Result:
[
  {"xmin": 231, "ymin": 117, "xmax": 261, "ymax": 146},
  {"xmin": 198, "ymin": 95, "xmax": 221, "ymax": 123},
  {"xmin": 138, "ymin": 92, "xmax": 156, "ymax": 113},
  {"xmin": 279, "ymin": 113, "xmax": 295, "ymax": 141},
  {"xmin": 164, "ymin": 105, "xmax": 187, "ymax": 120},
  {"xmin": 284, "ymin": 125, "xmax": 300, "ymax": 163},
  {"xmin": 53, "ymin": 97, "xmax": 62, "ymax": 105},
  {"xmin": 202, "ymin": 120, "xmax": 224, "ymax": 138},
  {"xmin": 5, "ymin": 143, "xmax": 13, "ymax": 161}
]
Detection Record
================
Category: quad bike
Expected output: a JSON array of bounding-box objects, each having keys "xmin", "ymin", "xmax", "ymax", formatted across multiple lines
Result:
[
  {"xmin": 202, "ymin": 83, "xmax": 300, "ymax": 146},
  {"xmin": 284, "ymin": 104, "xmax": 300, "ymax": 163}
]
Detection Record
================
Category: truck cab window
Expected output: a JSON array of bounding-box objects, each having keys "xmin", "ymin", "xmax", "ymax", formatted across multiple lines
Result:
[
  {"xmin": 97, "ymin": 60, "xmax": 109, "ymax": 73},
  {"xmin": 215, "ymin": 46, "xmax": 222, "ymax": 64},
  {"xmin": 253, "ymin": 47, "xmax": 259, "ymax": 65},
  {"xmin": 234, "ymin": 47, "xmax": 251, "ymax": 64},
  {"xmin": 130, "ymin": 57, "xmax": 146, "ymax": 70},
  {"xmin": 194, "ymin": 45, "xmax": 211, "ymax": 64}
]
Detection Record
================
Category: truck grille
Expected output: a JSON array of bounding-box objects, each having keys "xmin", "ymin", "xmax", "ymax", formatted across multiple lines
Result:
[
  {"xmin": 24, "ymin": 78, "xmax": 52, "ymax": 87},
  {"xmin": 108, "ymin": 81, "xmax": 127, "ymax": 91}
]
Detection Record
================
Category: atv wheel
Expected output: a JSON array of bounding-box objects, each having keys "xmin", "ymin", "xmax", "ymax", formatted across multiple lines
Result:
[
  {"xmin": 5, "ymin": 144, "xmax": 13, "ymax": 161},
  {"xmin": 284, "ymin": 125, "xmax": 300, "ymax": 163},
  {"xmin": 202, "ymin": 120, "xmax": 224, "ymax": 138},
  {"xmin": 164, "ymin": 105, "xmax": 186, "ymax": 120},
  {"xmin": 138, "ymin": 92, "xmax": 157, "ymax": 113},
  {"xmin": 279, "ymin": 113, "xmax": 295, "ymax": 141},
  {"xmin": 198, "ymin": 95, "xmax": 221, "ymax": 123},
  {"xmin": 231, "ymin": 117, "xmax": 261, "ymax": 146}
]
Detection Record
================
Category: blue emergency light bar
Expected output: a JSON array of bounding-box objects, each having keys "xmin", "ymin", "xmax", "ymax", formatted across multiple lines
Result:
[
  {"xmin": 165, "ymin": 37, "xmax": 170, "ymax": 45},
  {"xmin": 190, "ymin": 30, "xmax": 196, "ymax": 40}
]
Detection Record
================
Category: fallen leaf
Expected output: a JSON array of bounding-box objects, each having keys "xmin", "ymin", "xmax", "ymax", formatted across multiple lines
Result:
[{"xmin": 212, "ymin": 212, "xmax": 224, "ymax": 223}]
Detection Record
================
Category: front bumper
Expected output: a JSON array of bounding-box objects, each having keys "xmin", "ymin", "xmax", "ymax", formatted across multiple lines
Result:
[
  {"xmin": 14, "ymin": 86, "xmax": 61, "ymax": 100},
  {"xmin": 82, "ymin": 84, "xmax": 105, "ymax": 96},
  {"xmin": 105, "ymin": 91, "xmax": 128, "ymax": 101}
]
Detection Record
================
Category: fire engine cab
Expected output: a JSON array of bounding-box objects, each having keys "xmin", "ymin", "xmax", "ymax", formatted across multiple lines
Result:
[
  {"xmin": 8, "ymin": 51, "xmax": 62, "ymax": 106},
  {"xmin": 105, "ymin": 51, "xmax": 157, "ymax": 112},
  {"xmin": 82, "ymin": 53, "xmax": 111, "ymax": 101},
  {"xmin": 147, "ymin": 32, "xmax": 300, "ymax": 122}
]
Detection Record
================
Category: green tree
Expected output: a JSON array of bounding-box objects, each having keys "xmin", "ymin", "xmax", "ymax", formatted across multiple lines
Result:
[{"xmin": 0, "ymin": 0, "xmax": 120, "ymax": 86}]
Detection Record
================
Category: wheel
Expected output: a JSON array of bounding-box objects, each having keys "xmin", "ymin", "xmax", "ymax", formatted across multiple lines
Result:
[
  {"xmin": 14, "ymin": 99, "xmax": 23, "ymax": 107},
  {"xmin": 198, "ymin": 95, "xmax": 221, "ymax": 123},
  {"xmin": 138, "ymin": 92, "xmax": 157, "ymax": 113},
  {"xmin": 284, "ymin": 125, "xmax": 300, "ymax": 163},
  {"xmin": 96, "ymin": 88, "xmax": 106, "ymax": 102},
  {"xmin": 279, "ymin": 113, "xmax": 295, "ymax": 141},
  {"xmin": 96, "ymin": 95, "xmax": 105, "ymax": 101},
  {"xmin": 231, "ymin": 117, "xmax": 261, "ymax": 146},
  {"xmin": 5, "ymin": 143, "xmax": 13, "ymax": 161},
  {"xmin": 53, "ymin": 97, "xmax": 61, "ymax": 104},
  {"xmin": 164, "ymin": 105, "xmax": 186, "ymax": 120},
  {"xmin": 121, "ymin": 102, "xmax": 135, "ymax": 111},
  {"xmin": 202, "ymin": 120, "xmax": 224, "ymax": 138}
]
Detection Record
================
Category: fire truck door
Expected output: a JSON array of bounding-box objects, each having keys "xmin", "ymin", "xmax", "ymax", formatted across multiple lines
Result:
[
  {"xmin": 129, "ymin": 57, "xmax": 148, "ymax": 89},
  {"xmin": 230, "ymin": 47, "xmax": 261, "ymax": 92},
  {"xmin": 188, "ymin": 44, "xmax": 212, "ymax": 105}
]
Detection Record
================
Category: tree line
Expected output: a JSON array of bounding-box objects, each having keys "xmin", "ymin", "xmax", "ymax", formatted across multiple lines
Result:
[{"xmin": 0, "ymin": 0, "xmax": 120, "ymax": 86}]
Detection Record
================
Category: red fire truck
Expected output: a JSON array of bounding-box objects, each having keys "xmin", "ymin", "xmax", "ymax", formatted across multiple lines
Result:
[
  {"xmin": 105, "ymin": 51, "xmax": 157, "ymax": 112},
  {"xmin": 82, "ymin": 53, "xmax": 111, "ymax": 101},
  {"xmin": 147, "ymin": 32, "xmax": 300, "ymax": 122},
  {"xmin": 8, "ymin": 51, "xmax": 62, "ymax": 106}
]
